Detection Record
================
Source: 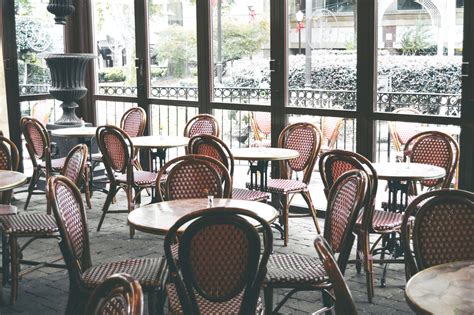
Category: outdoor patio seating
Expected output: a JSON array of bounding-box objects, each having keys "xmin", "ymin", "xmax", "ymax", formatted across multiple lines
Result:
[
  {"xmin": 263, "ymin": 170, "xmax": 368, "ymax": 314},
  {"xmin": 164, "ymin": 207, "xmax": 273, "ymax": 314},
  {"xmin": 49, "ymin": 175, "xmax": 166, "ymax": 315}
]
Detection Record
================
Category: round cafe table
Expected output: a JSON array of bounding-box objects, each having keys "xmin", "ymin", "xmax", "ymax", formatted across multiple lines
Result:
[
  {"xmin": 0, "ymin": 170, "xmax": 27, "ymax": 215},
  {"xmin": 232, "ymin": 148, "xmax": 299, "ymax": 192},
  {"xmin": 405, "ymin": 260, "xmax": 474, "ymax": 315},
  {"xmin": 131, "ymin": 135, "xmax": 189, "ymax": 170},
  {"xmin": 128, "ymin": 198, "xmax": 279, "ymax": 235}
]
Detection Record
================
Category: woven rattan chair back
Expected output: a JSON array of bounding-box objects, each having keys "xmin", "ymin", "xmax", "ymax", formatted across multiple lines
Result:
[
  {"xmin": 156, "ymin": 154, "xmax": 232, "ymax": 202},
  {"xmin": 120, "ymin": 107, "xmax": 146, "ymax": 138},
  {"xmin": 184, "ymin": 114, "xmax": 220, "ymax": 138},
  {"xmin": 0, "ymin": 136, "xmax": 19, "ymax": 171},
  {"xmin": 20, "ymin": 117, "xmax": 50, "ymax": 162},
  {"xmin": 164, "ymin": 207, "xmax": 272, "ymax": 314},
  {"xmin": 97, "ymin": 125, "xmax": 133, "ymax": 175},
  {"xmin": 388, "ymin": 108, "xmax": 421, "ymax": 152},
  {"xmin": 319, "ymin": 150, "xmax": 377, "ymax": 229},
  {"xmin": 402, "ymin": 189, "xmax": 474, "ymax": 280},
  {"xmin": 314, "ymin": 236, "xmax": 358, "ymax": 315},
  {"xmin": 278, "ymin": 122, "xmax": 322, "ymax": 184},
  {"xmin": 62, "ymin": 144, "xmax": 88, "ymax": 184},
  {"xmin": 324, "ymin": 170, "xmax": 368, "ymax": 271},
  {"xmin": 250, "ymin": 112, "xmax": 271, "ymax": 142},
  {"xmin": 188, "ymin": 134, "xmax": 234, "ymax": 176},
  {"xmin": 404, "ymin": 131, "xmax": 459, "ymax": 188},
  {"xmin": 49, "ymin": 175, "xmax": 92, "ymax": 287},
  {"xmin": 85, "ymin": 273, "xmax": 144, "ymax": 315},
  {"xmin": 321, "ymin": 109, "xmax": 344, "ymax": 150}
]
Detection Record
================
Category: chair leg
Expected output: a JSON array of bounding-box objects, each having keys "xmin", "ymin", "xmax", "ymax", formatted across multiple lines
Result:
[
  {"xmin": 9, "ymin": 236, "xmax": 18, "ymax": 304},
  {"xmin": 300, "ymin": 190, "xmax": 321, "ymax": 234},
  {"xmin": 24, "ymin": 170, "xmax": 40, "ymax": 210},
  {"xmin": 84, "ymin": 168, "xmax": 92, "ymax": 209},
  {"xmin": 97, "ymin": 184, "xmax": 117, "ymax": 232},
  {"xmin": 364, "ymin": 231, "xmax": 374, "ymax": 303},
  {"xmin": 356, "ymin": 233, "xmax": 363, "ymax": 274},
  {"xmin": 127, "ymin": 186, "xmax": 135, "ymax": 239},
  {"xmin": 263, "ymin": 286, "xmax": 273, "ymax": 315},
  {"xmin": 322, "ymin": 290, "xmax": 333, "ymax": 315},
  {"xmin": 148, "ymin": 291, "xmax": 157, "ymax": 315},
  {"xmin": 282, "ymin": 194, "xmax": 289, "ymax": 246}
]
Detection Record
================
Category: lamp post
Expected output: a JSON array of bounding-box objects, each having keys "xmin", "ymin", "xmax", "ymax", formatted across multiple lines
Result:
[{"xmin": 295, "ymin": 10, "xmax": 304, "ymax": 54}]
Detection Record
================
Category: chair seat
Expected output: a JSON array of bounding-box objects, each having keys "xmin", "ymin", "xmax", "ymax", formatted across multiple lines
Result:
[
  {"xmin": 116, "ymin": 171, "xmax": 158, "ymax": 186},
  {"xmin": 356, "ymin": 210, "xmax": 405, "ymax": 232},
  {"xmin": 167, "ymin": 283, "xmax": 263, "ymax": 314},
  {"xmin": 265, "ymin": 254, "xmax": 328, "ymax": 285},
  {"xmin": 246, "ymin": 179, "xmax": 307, "ymax": 194},
  {"xmin": 39, "ymin": 157, "xmax": 66, "ymax": 171},
  {"xmin": 232, "ymin": 188, "xmax": 269, "ymax": 202},
  {"xmin": 0, "ymin": 205, "xmax": 17, "ymax": 215},
  {"xmin": 1, "ymin": 214, "xmax": 58, "ymax": 234},
  {"xmin": 82, "ymin": 257, "xmax": 166, "ymax": 290}
]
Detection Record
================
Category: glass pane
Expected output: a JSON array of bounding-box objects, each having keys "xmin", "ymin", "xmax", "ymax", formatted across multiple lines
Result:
[
  {"xmin": 376, "ymin": 1, "xmax": 463, "ymax": 117},
  {"xmin": 287, "ymin": 0, "xmax": 357, "ymax": 110},
  {"xmin": 16, "ymin": 0, "xmax": 65, "ymax": 96},
  {"xmin": 95, "ymin": 101, "xmax": 138, "ymax": 126},
  {"xmin": 93, "ymin": 0, "xmax": 136, "ymax": 97},
  {"xmin": 148, "ymin": 0, "xmax": 198, "ymax": 100},
  {"xmin": 211, "ymin": 1, "xmax": 271, "ymax": 105}
]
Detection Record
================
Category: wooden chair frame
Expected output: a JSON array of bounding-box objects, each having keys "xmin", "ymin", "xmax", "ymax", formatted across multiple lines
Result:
[
  {"xmin": 0, "ymin": 136, "xmax": 20, "ymax": 204},
  {"xmin": 388, "ymin": 107, "xmax": 422, "ymax": 153},
  {"xmin": 62, "ymin": 144, "xmax": 91, "ymax": 209},
  {"xmin": 183, "ymin": 114, "xmax": 220, "ymax": 138}
]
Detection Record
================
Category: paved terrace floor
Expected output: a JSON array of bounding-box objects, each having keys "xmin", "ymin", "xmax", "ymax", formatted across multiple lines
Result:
[{"xmin": 1, "ymin": 167, "xmax": 413, "ymax": 314}]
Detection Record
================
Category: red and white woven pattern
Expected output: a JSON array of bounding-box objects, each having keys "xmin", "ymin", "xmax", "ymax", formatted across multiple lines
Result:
[
  {"xmin": 322, "ymin": 116, "xmax": 341, "ymax": 143},
  {"xmin": 99, "ymin": 295, "xmax": 128, "ymax": 315},
  {"xmin": 265, "ymin": 178, "xmax": 307, "ymax": 194},
  {"xmin": 0, "ymin": 143, "xmax": 11, "ymax": 170},
  {"xmin": 1, "ymin": 213, "xmax": 58, "ymax": 234},
  {"xmin": 232, "ymin": 188, "xmax": 268, "ymax": 202},
  {"xmin": 166, "ymin": 163, "xmax": 221, "ymax": 200},
  {"xmin": 63, "ymin": 151, "xmax": 83, "ymax": 182},
  {"xmin": 356, "ymin": 210, "xmax": 405, "ymax": 232},
  {"xmin": 122, "ymin": 110, "xmax": 143, "ymax": 138},
  {"xmin": 116, "ymin": 170, "xmax": 158, "ymax": 186},
  {"xmin": 166, "ymin": 284, "xmax": 263, "ymax": 314},
  {"xmin": 103, "ymin": 133, "xmax": 127, "ymax": 172},
  {"xmin": 265, "ymin": 254, "xmax": 327, "ymax": 285},
  {"xmin": 329, "ymin": 160, "xmax": 355, "ymax": 184},
  {"xmin": 409, "ymin": 135, "xmax": 452, "ymax": 187},
  {"xmin": 56, "ymin": 183, "xmax": 85, "ymax": 259},
  {"xmin": 82, "ymin": 258, "xmax": 165, "ymax": 289},
  {"xmin": 416, "ymin": 201, "xmax": 474, "ymax": 268},
  {"xmin": 40, "ymin": 157, "xmax": 66, "ymax": 171},
  {"xmin": 327, "ymin": 177, "xmax": 358, "ymax": 252},
  {"xmin": 285, "ymin": 127, "xmax": 315, "ymax": 172},
  {"xmin": 26, "ymin": 123, "xmax": 45, "ymax": 158},
  {"xmin": 254, "ymin": 112, "xmax": 271, "ymax": 136},
  {"xmin": 188, "ymin": 120, "xmax": 218, "ymax": 138},
  {"xmin": 395, "ymin": 121, "xmax": 418, "ymax": 145}
]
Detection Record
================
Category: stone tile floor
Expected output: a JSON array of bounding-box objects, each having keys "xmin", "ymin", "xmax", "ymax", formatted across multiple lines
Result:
[{"xmin": 0, "ymin": 188, "xmax": 413, "ymax": 314}]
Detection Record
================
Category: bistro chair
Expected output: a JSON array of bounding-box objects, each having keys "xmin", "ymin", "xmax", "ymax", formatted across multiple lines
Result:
[
  {"xmin": 314, "ymin": 235, "xmax": 358, "ymax": 315},
  {"xmin": 49, "ymin": 175, "xmax": 166, "ymax": 315},
  {"xmin": 85, "ymin": 273, "xmax": 144, "ymax": 315},
  {"xmin": 188, "ymin": 134, "xmax": 269, "ymax": 202},
  {"xmin": 263, "ymin": 170, "xmax": 368, "ymax": 314},
  {"xmin": 320, "ymin": 110, "xmax": 344, "ymax": 154},
  {"xmin": 250, "ymin": 112, "xmax": 271, "ymax": 147},
  {"xmin": 21, "ymin": 117, "xmax": 65, "ymax": 210},
  {"xmin": 403, "ymin": 130, "xmax": 459, "ymax": 193},
  {"xmin": 0, "ymin": 144, "xmax": 93, "ymax": 303},
  {"xmin": 0, "ymin": 136, "xmax": 20, "ymax": 208},
  {"xmin": 402, "ymin": 189, "xmax": 474, "ymax": 281},
  {"xmin": 388, "ymin": 107, "xmax": 421, "ymax": 157},
  {"xmin": 61, "ymin": 144, "xmax": 91, "ymax": 210},
  {"xmin": 183, "ymin": 114, "xmax": 220, "ymax": 139},
  {"xmin": 156, "ymin": 154, "xmax": 232, "ymax": 202},
  {"xmin": 164, "ymin": 207, "xmax": 273, "ymax": 314},
  {"xmin": 256, "ymin": 122, "xmax": 322, "ymax": 246},
  {"xmin": 96, "ymin": 125, "xmax": 158, "ymax": 237}
]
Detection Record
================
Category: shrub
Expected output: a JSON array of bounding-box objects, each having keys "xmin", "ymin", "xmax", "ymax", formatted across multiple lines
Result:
[{"xmin": 99, "ymin": 68, "xmax": 126, "ymax": 83}]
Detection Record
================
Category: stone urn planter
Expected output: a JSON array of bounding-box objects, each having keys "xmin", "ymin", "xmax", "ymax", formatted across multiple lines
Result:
[
  {"xmin": 44, "ymin": 53, "xmax": 95, "ymax": 126},
  {"xmin": 47, "ymin": 0, "xmax": 75, "ymax": 25}
]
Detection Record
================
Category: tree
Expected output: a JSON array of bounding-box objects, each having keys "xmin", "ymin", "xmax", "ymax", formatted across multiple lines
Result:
[{"xmin": 400, "ymin": 25, "xmax": 432, "ymax": 55}]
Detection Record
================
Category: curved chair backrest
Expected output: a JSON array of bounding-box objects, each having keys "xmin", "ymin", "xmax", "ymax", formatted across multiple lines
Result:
[
  {"xmin": 164, "ymin": 207, "xmax": 273, "ymax": 315},
  {"xmin": 314, "ymin": 236, "xmax": 358, "ymax": 315},
  {"xmin": 120, "ymin": 107, "xmax": 146, "ymax": 138},
  {"xmin": 0, "ymin": 136, "xmax": 19, "ymax": 171},
  {"xmin": 49, "ymin": 175, "xmax": 92, "ymax": 288},
  {"xmin": 85, "ymin": 273, "xmax": 144, "ymax": 315},
  {"xmin": 20, "ymin": 116, "xmax": 50, "ymax": 162},
  {"xmin": 184, "ymin": 114, "xmax": 220, "ymax": 138},
  {"xmin": 319, "ymin": 150, "xmax": 377, "ymax": 230},
  {"xmin": 404, "ymin": 131, "xmax": 459, "ymax": 188},
  {"xmin": 388, "ymin": 107, "xmax": 421, "ymax": 152},
  {"xmin": 324, "ymin": 170, "xmax": 368, "ymax": 273},
  {"xmin": 62, "ymin": 144, "xmax": 88, "ymax": 185},
  {"xmin": 250, "ymin": 112, "xmax": 271, "ymax": 142},
  {"xmin": 278, "ymin": 122, "xmax": 322, "ymax": 184},
  {"xmin": 97, "ymin": 125, "xmax": 133, "ymax": 176},
  {"xmin": 321, "ymin": 109, "xmax": 344, "ymax": 150},
  {"xmin": 402, "ymin": 189, "xmax": 474, "ymax": 280},
  {"xmin": 156, "ymin": 154, "xmax": 232, "ymax": 202},
  {"xmin": 188, "ymin": 134, "xmax": 234, "ymax": 176}
]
